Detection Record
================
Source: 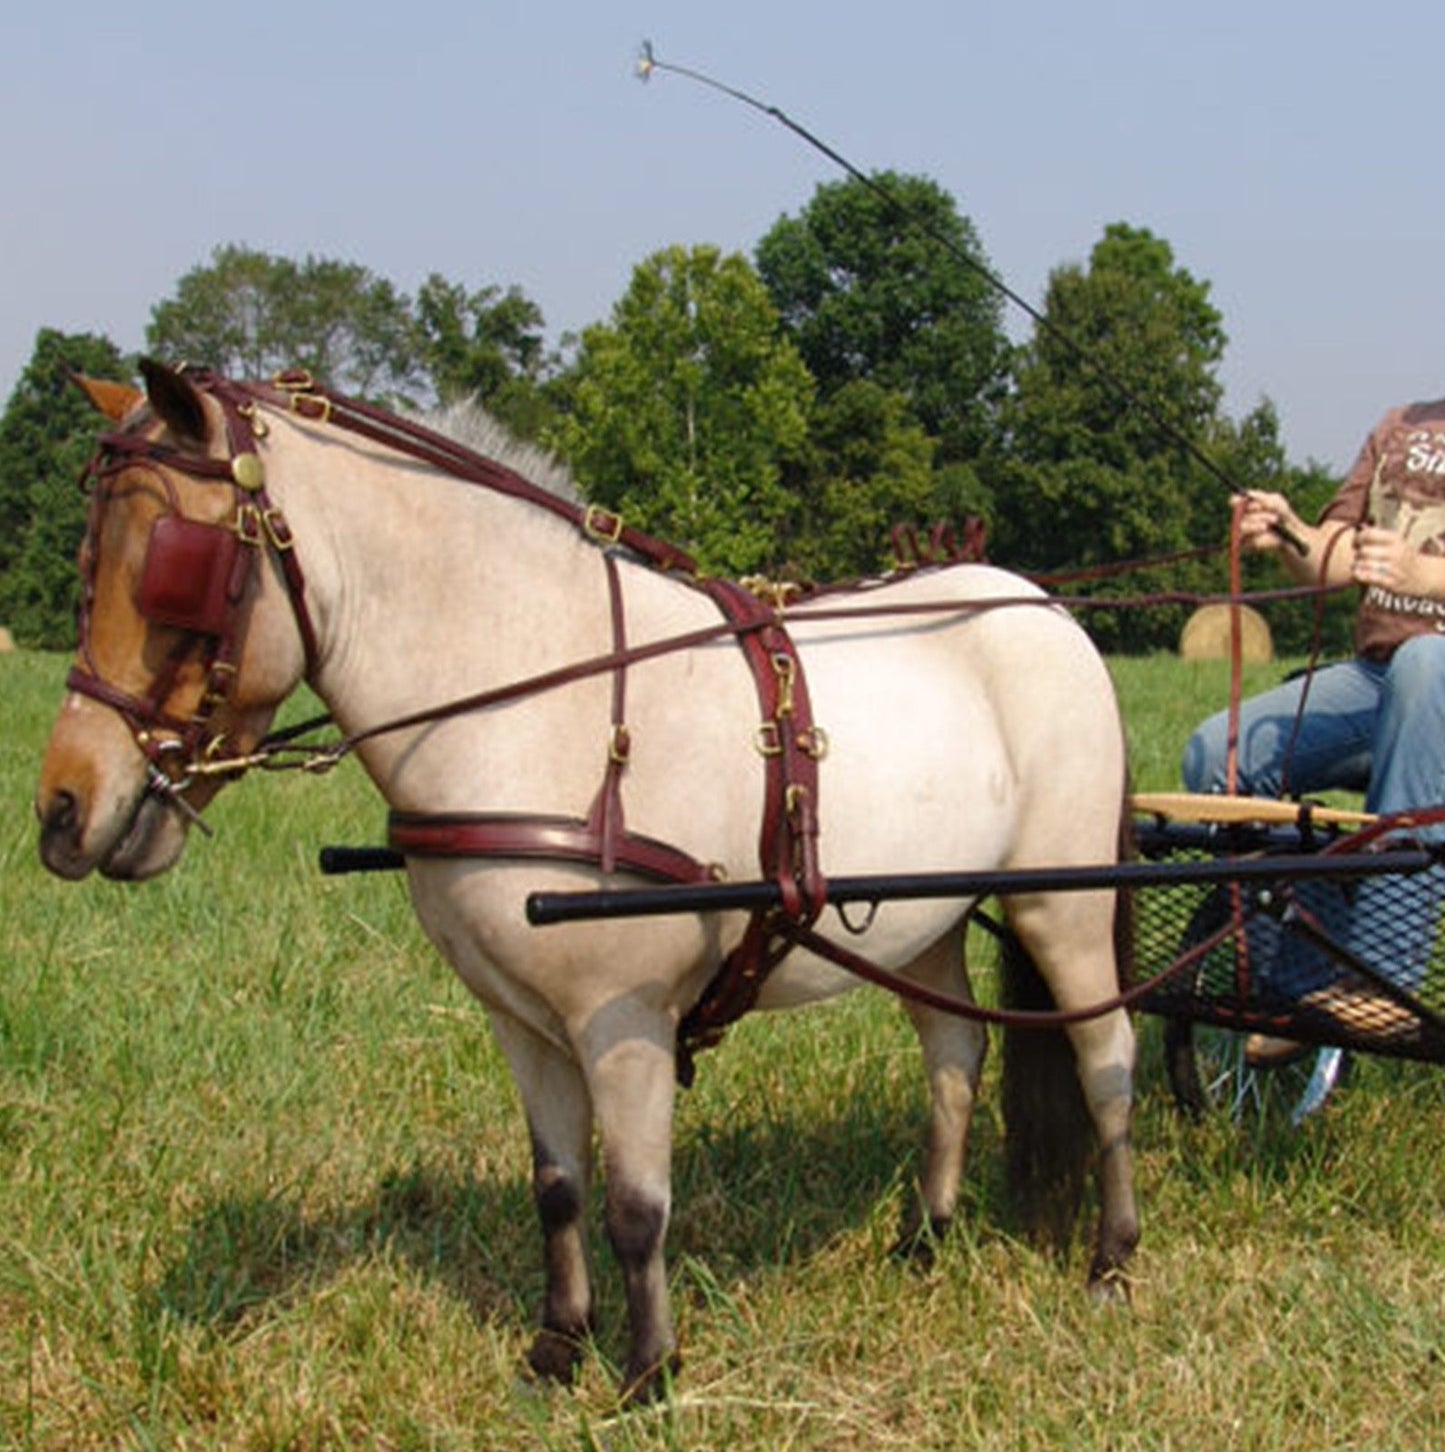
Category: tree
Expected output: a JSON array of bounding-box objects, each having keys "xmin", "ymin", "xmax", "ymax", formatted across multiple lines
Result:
[
  {"xmin": 781, "ymin": 379, "xmax": 938, "ymax": 579},
  {"xmin": 146, "ymin": 245, "xmax": 421, "ymax": 401},
  {"xmin": 755, "ymin": 171, "xmax": 1010, "ymax": 467},
  {"xmin": 987, "ymin": 223, "xmax": 1237, "ymax": 649},
  {"xmin": 0, "ymin": 328, "xmax": 130, "ymax": 648},
  {"xmin": 413, "ymin": 273, "xmax": 558, "ymax": 439},
  {"xmin": 545, "ymin": 245, "xmax": 814, "ymax": 575}
]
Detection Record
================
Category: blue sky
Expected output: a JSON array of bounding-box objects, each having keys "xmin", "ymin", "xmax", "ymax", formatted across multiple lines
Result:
[{"xmin": 2, "ymin": 1, "xmax": 1440, "ymax": 476}]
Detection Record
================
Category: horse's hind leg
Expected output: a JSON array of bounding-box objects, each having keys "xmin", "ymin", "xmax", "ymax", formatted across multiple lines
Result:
[
  {"xmin": 895, "ymin": 932, "xmax": 987, "ymax": 1264},
  {"xmin": 1065, "ymin": 1005, "xmax": 1139, "ymax": 1295},
  {"xmin": 1005, "ymin": 892, "xmax": 1139, "ymax": 1295},
  {"xmin": 488, "ymin": 1012, "xmax": 597, "ymax": 1384}
]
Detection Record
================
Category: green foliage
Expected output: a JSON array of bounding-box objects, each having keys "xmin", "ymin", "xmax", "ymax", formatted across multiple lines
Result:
[
  {"xmin": 756, "ymin": 171, "xmax": 1010, "ymax": 466},
  {"xmin": 2, "ymin": 211, "xmax": 1360, "ymax": 649},
  {"xmin": 753, "ymin": 172, "xmax": 1011, "ymax": 580},
  {"xmin": 545, "ymin": 244, "xmax": 814, "ymax": 575},
  {"xmin": 0, "ymin": 328, "xmax": 129, "ymax": 648},
  {"xmin": 783, "ymin": 379, "xmax": 938, "ymax": 579},
  {"xmin": 412, "ymin": 273, "xmax": 559, "ymax": 439},
  {"xmin": 146, "ymin": 246, "xmax": 560, "ymax": 435},
  {"xmin": 146, "ymin": 244, "xmax": 423, "ymax": 402},
  {"xmin": 988, "ymin": 223, "xmax": 1254, "ymax": 650}
]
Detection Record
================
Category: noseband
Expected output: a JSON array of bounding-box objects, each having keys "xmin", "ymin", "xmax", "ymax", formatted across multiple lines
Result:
[{"xmin": 68, "ymin": 372, "xmax": 319, "ymax": 809}]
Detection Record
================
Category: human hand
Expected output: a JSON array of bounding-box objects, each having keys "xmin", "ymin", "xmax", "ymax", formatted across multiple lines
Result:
[
  {"xmin": 1234, "ymin": 491, "xmax": 1304, "ymax": 553},
  {"xmin": 1352, "ymin": 525, "xmax": 1416, "ymax": 592}
]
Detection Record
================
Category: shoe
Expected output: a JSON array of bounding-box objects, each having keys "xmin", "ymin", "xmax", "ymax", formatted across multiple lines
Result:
[
  {"xmin": 1244, "ymin": 1033, "xmax": 1309, "ymax": 1069},
  {"xmin": 1299, "ymin": 985, "xmax": 1419, "ymax": 1038}
]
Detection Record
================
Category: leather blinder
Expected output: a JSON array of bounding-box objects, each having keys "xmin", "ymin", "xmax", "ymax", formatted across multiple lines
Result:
[{"xmin": 136, "ymin": 515, "xmax": 243, "ymax": 636}]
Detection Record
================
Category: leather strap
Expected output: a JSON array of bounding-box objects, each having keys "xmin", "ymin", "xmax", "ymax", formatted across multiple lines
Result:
[
  {"xmin": 672, "ymin": 581, "xmax": 828, "ymax": 1078},
  {"xmin": 388, "ymin": 810, "xmax": 719, "ymax": 886}
]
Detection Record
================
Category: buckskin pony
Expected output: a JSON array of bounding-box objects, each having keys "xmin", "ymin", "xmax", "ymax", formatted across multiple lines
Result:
[{"xmin": 36, "ymin": 360, "xmax": 1138, "ymax": 1401}]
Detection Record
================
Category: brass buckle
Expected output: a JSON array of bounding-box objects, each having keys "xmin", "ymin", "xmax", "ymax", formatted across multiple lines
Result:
[
  {"xmin": 798, "ymin": 725, "xmax": 829, "ymax": 761},
  {"xmin": 262, "ymin": 508, "xmax": 295, "ymax": 552},
  {"xmin": 234, "ymin": 504, "xmax": 294, "ymax": 552},
  {"xmin": 234, "ymin": 504, "xmax": 265, "ymax": 546},
  {"xmin": 201, "ymin": 662, "xmax": 237, "ymax": 708},
  {"xmin": 583, "ymin": 505, "xmax": 624, "ymax": 546},
  {"xmin": 289, "ymin": 391, "xmax": 333, "ymax": 424}
]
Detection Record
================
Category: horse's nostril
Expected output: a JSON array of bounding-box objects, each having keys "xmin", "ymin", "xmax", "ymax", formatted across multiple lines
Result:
[{"xmin": 40, "ymin": 789, "xmax": 79, "ymax": 840}]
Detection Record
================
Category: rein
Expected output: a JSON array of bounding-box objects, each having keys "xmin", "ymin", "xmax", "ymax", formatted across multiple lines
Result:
[{"xmin": 77, "ymin": 368, "xmax": 1344, "ymax": 1077}]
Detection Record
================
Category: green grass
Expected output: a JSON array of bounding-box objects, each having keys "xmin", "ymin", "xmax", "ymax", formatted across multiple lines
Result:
[{"xmin": 3, "ymin": 648, "xmax": 1444, "ymax": 1449}]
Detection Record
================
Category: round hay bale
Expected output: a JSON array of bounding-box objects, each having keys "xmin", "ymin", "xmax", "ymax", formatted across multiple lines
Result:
[
  {"xmin": 1179, "ymin": 603, "xmax": 1273, "ymax": 663},
  {"xmin": 0, "ymin": 625, "xmax": 14, "ymax": 654}
]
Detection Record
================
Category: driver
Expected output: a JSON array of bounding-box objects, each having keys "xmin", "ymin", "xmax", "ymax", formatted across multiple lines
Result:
[{"xmin": 1182, "ymin": 396, "xmax": 1445, "ymax": 1065}]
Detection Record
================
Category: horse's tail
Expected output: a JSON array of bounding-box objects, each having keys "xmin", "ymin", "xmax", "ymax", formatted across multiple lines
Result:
[{"xmin": 1000, "ymin": 788, "xmax": 1135, "ymax": 1251}]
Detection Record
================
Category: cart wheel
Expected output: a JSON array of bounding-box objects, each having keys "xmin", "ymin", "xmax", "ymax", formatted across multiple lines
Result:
[{"xmin": 1164, "ymin": 1017, "xmax": 1347, "ymax": 1123}]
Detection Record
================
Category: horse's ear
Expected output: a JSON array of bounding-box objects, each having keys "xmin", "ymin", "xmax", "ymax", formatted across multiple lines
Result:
[
  {"xmin": 138, "ymin": 358, "xmax": 210, "ymax": 445},
  {"xmin": 69, "ymin": 371, "xmax": 143, "ymax": 422}
]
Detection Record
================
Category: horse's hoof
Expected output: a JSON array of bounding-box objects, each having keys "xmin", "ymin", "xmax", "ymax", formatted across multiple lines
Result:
[
  {"xmin": 1086, "ymin": 1266, "xmax": 1133, "ymax": 1308},
  {"xmin": 889, "ymin": 1214, "xmax": 950, "ymax": 1271},
  {"xmin": 619, "ymin": 1351, "xmax": 682, "ymax": 1407},
  {"xmin": 526, "ymin": 1327, "xmax": 587, "ymax": 1385}
]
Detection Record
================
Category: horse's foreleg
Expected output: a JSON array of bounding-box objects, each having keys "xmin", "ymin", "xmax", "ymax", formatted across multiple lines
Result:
[
  {"xmin": 895, "ymin": 934, "xmax": 987, "ymax": 1264},
  {"xmin": 488, "ymin": 1012, "xmax": 596, "ymax": 1384},
  {"xmin": 581, "ymin": 1020, "xmax": 680, "ymax": 1403}
]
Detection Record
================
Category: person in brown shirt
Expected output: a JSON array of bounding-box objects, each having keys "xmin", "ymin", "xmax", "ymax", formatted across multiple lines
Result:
[{"xmin": 1183, "ymin": 398, "xmax": 1445, "ymax": 1062}]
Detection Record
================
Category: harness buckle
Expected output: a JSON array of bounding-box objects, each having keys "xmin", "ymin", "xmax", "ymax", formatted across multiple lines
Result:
[
  {"xmin": 608, "ymin": 724, "xmax": 632, "ymax": 765},
  {"xmin": 202, "ymin": 661, "xmax": 237, "ymax": 708},
  {"xmin": 289, "ymin": 392, "xmax": 333, "ymax": 424},
  {"xmin": 583, "ymin": 505, "xmax": 624, "ymax": 546},
  {"xmin": 262, "ymin": 508, "xmax": 295, "ymax": 552},
  {"xmin": 798, "ymin": 725, "xmax": 829, "ymax": 760},
  {"xmin": 234, "ymin": 504, "xmax": 265, "ymax": 547}
]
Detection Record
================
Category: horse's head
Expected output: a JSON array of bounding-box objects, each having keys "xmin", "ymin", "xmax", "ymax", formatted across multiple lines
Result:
[{"xmin": 36, "ymin": 360, "xmax": 314, "ymax": 880}]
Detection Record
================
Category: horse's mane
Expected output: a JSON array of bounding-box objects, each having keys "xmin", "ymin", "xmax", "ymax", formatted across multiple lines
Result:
[{"xmin": 413, "ymin": 397, "xmax": 581, "ymax": 505}]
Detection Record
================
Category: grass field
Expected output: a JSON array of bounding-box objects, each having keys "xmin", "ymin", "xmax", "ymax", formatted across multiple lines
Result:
[{"xmin": 3, "ymin": 647, "xmax": 1444, "ymax": 1449}]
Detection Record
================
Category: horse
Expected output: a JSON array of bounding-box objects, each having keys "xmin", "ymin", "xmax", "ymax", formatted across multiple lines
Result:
[{"xmin": 35, "ymin": 360, "xmax": 1139, "ymax": 1402}]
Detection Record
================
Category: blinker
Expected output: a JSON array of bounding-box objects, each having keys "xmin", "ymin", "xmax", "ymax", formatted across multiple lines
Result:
[{"xmin": 136, "ymin": 515, "xmax": 244, "ymax": 636}]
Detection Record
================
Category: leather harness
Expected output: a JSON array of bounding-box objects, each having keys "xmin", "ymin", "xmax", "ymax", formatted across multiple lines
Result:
[
  {"xmin": 379, "ymin": 566, "xmax": 831, "ymax": 1082},
  {"xmin": 74, "ymin": 370, "xmax": 841, "ymax": 1079}
]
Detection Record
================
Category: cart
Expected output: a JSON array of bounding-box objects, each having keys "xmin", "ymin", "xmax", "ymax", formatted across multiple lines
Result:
[{"xmin": 1129, "ymin": 793, "xmax": 1445, "ymax": 1120}]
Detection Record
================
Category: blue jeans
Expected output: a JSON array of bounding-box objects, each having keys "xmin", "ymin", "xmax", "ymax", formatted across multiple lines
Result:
[{"xmin": 1181, "ymin": 634, "xmax": 1445, "ymax": 994}]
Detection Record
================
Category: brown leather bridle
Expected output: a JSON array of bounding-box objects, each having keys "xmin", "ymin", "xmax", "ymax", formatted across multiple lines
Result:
[{"xmin": 68, "ymin": 372, "xmax": 318, "ymax": 818}]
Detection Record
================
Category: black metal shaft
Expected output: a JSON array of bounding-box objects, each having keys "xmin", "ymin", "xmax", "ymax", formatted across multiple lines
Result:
[{"xmin": 523, "ymin": 848, "xmax": 1433, "ymax": 926}]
